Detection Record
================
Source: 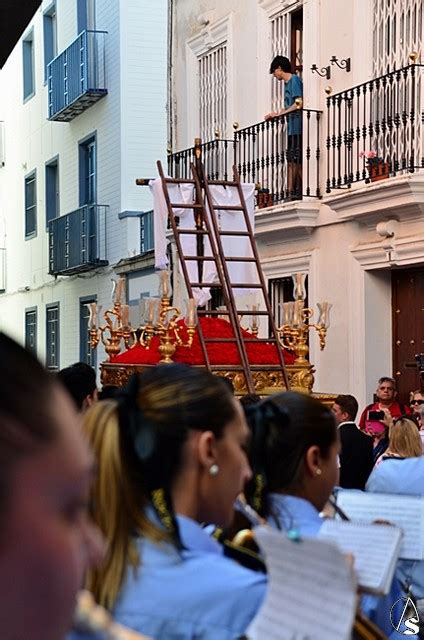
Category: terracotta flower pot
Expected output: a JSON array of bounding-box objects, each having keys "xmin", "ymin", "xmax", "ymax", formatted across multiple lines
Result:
[{"xmin": 368, "ymin": 162, "xmax": 390, "ymax": 182}]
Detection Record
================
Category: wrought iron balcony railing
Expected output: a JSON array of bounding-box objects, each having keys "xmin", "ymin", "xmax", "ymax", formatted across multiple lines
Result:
[
  {"xmin": 235, "ymin": 109, "xmax": 322, "ymax": 202},
  {"xmin": 47, "ymin": 30, "xmax": 108, "ymax": 122},
  {"xmin": 48, "ymin": 205, "xmax": 108, "ymax": 276},
  {"xmin": 326, "ymin": 63, "xmax": 424, "ymax": 192},
  {"xmin": 168, "ymin": 138, "xmax": 235, "ymax": 181},
  {"xmin": 168, "ymin": 111, "xmax": 322, "ymax": 205}
]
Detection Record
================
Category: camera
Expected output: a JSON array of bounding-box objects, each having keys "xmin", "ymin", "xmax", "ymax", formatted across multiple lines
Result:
[
  {"xmin": 367, "ymin": 410, "xmax": 385, "ymax": 421},
  {"xmin": 415, "ymin": 353, "xmax": 424, "ymax": 373}
]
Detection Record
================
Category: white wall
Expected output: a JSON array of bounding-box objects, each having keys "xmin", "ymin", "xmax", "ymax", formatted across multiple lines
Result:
[{"xmin": 0, "ymin": 0, "xmax": 168, "ymax": 369}]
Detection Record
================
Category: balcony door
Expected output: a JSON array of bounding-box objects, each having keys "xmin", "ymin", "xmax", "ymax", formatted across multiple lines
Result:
[
  {"xmin": 270, "ymin": 5, "xmax": 303, "ymax": 113},
  {"xmin": 77, "ymin": 0, "xmax": 96, "ymax": 34},
  {"xmin": 392, "ymin": 267, "xmax": 424, "ymax": 401},
  {"xmin": 79, "ymin": 136, "xmax": 97, "ymax": 263}
]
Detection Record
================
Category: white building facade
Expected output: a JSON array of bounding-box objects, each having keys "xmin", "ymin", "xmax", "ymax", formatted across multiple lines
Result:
[
  {"xmin": 169, "ymin": 0, "xmax": 424, "ymax": 407},
  {"xmin": 0, "ymin": 0, "xmax": 168, "ymax": 370}
]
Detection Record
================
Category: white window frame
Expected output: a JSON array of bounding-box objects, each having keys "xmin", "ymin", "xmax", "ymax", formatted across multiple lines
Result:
[{"xmin": 186, "ymin": 14, "xmax": 234, "ymax": 145}]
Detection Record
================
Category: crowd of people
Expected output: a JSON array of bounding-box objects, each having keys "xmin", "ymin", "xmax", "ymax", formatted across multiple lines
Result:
[{"xmin": 1, "ymin": 330, "xmax": 424, "ymax": 640}]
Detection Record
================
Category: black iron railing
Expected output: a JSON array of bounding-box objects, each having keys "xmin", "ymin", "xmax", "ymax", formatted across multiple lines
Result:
[
  {"xmin": 49, "ymin": 205, "xmax": 108, "ymax": 275},
  {"xmin": 326, "ymin": 64, "xmax": 424, "ymax": 192},
  {"xmin": 168, "ymin": 138, "xmax": 235, "ymax": 180},
  {"xmin": 234, "ymin": 109, "xmax": 322, "ymax": 203}
]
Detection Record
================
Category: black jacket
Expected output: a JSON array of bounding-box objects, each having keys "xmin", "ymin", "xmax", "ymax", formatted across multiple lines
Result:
[{"xmin": 338, "ymin": 422, "xmax": 374, "ymax": 490}]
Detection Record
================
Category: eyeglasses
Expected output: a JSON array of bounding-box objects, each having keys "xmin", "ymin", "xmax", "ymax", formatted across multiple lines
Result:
[{"xmin": 411, "ymin": 399, "xmax": 424, "ymax": 406}]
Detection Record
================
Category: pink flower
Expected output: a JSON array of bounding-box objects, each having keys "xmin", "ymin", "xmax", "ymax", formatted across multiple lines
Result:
[{"xmin": 359, "ymin": 150, "xmax": 377, "ymax": 159}]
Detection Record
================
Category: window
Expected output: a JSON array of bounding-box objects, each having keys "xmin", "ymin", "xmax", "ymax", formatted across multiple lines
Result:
[
  {"xmin": 25, "ymin": 170, "xmax": 37, "ymax": 238},
  {"xmin": 43, "ymin": 3, "xmax": 57, "ymax": 81},
  {"xmin": 45, "ymin": 158, "xmax": 59, "ymax": 228},
  {"xmin": 373, "ymin": 0, "xmax": 422, "ymax": 77},
  {"xmin": 77, "ymin": 0, "xmax": 96, "ymax": 34},
  {"xmin": 46, "ymin": 303, "xmax": 60, "ymax": 370},
  {"xmin": 140, "ymin": 210, "xmax": 154, "ymax": 253},
  {"xmin": 198, "ymin": 43, "xmax": 227, "ymax": 141},
  {"xmin": 268, "ymin": 275, "xmax": 309, "ymax": 332},
  {"xmin": 79, "ymin": 297, "xmax": 97, "ymax": 367},
  {"xmin": 23, "ymin": 30, "xmax": 35, "ymax": 101},
  {"xmin": 79, "ymin": 135, "xmax": 96, "ymax": 206},
  {"xmin": 270, "ymin": 7, "xmax": 303, "ymax": 113},
  {"xmin": 25, "ymin": 308, "xmax": 37, "ymax": 353}
]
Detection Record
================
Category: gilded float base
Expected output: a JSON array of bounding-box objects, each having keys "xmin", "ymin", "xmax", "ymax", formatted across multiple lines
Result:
[{"xmin": 101, "ymin": 361, "xmax": 335, "ymax": 405}]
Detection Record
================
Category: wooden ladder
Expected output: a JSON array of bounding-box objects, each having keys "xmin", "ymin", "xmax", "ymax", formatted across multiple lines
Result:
[{"xmin": 157, "ymin": 160, "xmax": 290, "ymax": 393}]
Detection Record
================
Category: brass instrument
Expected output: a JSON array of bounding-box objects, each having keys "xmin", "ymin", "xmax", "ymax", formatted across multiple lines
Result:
[
  {"xmin": 73, "ymin": 590, "xmax": 150, "ymax": 639},
  {"xmin": 232, "ymin": 500, "xmax": 388, "ymax": 640}
]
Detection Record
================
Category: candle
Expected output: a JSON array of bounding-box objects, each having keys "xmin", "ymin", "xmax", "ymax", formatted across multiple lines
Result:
[
  {"xmin": 281, "ymin": 301, "xmax": 294, "ymax": 326},
  {"xmin": 159, "ymin": 270, "xmax": 171, "ymax": 298},
  {"xmin": 292, "ymin": 272, "xmax": 307, "ymax": 301},
  {"xmin": 147, "ymin": 298, "xmax": 159, "ymax": 325},
  {"xmin": 317, "ymin": 301, "xmax": 332, "ymax": 328},
  {"xmin": 251, "ymin": 304, "xmax": 259, "ymax": 331},
  {"xmin": 186, "ymin": 298, "xmax": 198, "ymax": 327},
  {"xmin": 121, "ymin": 304, "xmax": 130, "ymax": 327},
  {"xmin": 87, "ymin": 302, "xmax": 98, "ymax": 329},
  {"xmin": 292, "ymin": 299, "xmax": 304, "ymax": 327}
]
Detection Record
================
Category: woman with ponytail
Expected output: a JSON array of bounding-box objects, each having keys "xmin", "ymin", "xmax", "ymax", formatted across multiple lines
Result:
[
  {"xmin": 246, "ymin": 391, "xmax": 405, "ymax": 639},
  {"xmin": 82, "ymin": 364, "xmax": 266, "ymax": 640}
]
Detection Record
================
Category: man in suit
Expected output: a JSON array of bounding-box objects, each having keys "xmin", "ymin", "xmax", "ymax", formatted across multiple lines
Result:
[{"xmin": 332, "ymin": 394, "xmax": 374, "ymax": 490}]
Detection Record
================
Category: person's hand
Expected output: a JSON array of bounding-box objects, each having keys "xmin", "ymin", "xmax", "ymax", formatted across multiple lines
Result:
[
  {"xmin": 381, "ymin": 407, "xmax": 394, "ymax": 429},
  {"xmin": 264, "ymin": 111, "xmax": 279, "ymax": 120}
]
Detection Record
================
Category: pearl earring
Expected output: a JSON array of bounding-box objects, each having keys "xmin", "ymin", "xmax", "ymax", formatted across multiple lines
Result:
[
  {"xmin": 209, "ymin": 464, "xmax": 219, "ymax": 476},
  {"xmin": 315, "ymin": 468, "xmax": 322, "ymax": 476}
]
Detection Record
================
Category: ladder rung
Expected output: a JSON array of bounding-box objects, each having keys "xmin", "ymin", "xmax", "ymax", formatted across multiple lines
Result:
[
  {"xmin": 184, "ymin": 255, "xmax": 216, "ymax": 261},
  {"xmin": 183, "ymin": 256, "xmax": 256, "ymax": 263},
  {"xmin": 218, "ymin": 230, "xmax": 250, "ymax": 237},
  {"xmin": 169, "ymin": 203, "xmax": 203, "ymax": 209},
  {"xmin": 212, "ymin": 204, "xmax": 244, "ymax": 211},
  {"xmin": 207, "ymin": 179, "xmax": 238, "ymax": 187},
  {"xmin": 176, "ymin": 229, "xmax": 208, "ymax": 235},
  {"xmin": 190, "ymin": 282, "xmax": 221, "ymax": 288},
  {"xmin": 164, "ymin": 177, "xmax": 196, "ymax": 184}
]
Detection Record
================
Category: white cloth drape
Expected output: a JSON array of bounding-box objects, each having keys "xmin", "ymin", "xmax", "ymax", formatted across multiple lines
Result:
[{"xmin": 150, "ymin": 178, "xmax": 257, "ymax": 305}]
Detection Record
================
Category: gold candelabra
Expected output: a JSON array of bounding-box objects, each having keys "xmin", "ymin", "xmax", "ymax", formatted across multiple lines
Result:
[
  {"xmin": 277, "ymin": 273, "xmax": 332, "ymax": 365},
  {"xmin": 89, "ymin": 272, "xmax": 198, "ymax": 363}
]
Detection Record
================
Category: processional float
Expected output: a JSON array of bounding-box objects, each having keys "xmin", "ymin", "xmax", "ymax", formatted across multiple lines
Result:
[{"xmin": 90, "ymin": 141, "xmax": 333, "ymax": 399}]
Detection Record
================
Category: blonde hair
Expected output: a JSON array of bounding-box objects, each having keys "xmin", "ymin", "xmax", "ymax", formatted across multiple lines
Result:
[
  {"xmin": 388, "ymin": 417, "xmax": 422, "ymax": 458},
  {"xmin": 83, "ymin": 400, "xmax": 165, "ymax": 610}
]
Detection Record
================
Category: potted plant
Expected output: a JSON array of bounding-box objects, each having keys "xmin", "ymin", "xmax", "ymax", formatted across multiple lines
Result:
[{"xmin": 359, "ymin": 150, "xmax": 390, "ymax": 182}]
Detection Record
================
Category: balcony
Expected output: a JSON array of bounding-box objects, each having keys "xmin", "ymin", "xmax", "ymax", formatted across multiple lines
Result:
[
  {"xmin": 168, "ymin": 138, "xmax": 235, "ymax": 181},
  {"xmin": 49, "ymin": 205, "xmax": 108, "ymax": 276},
  {"xmin": 167, "ymin": 110, "xmax": 322, "ymax": 206},
  {"xmin": 47, "ymin": 30, "xmax": 108, "ymax": 122},
  {"xmin": 326, "ymin": 63, "xmax": 424, "ymax": 192}
]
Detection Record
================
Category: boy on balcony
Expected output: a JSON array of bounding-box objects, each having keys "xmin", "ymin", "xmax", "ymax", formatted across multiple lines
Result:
[{"xmin": 265, "ymin": 55, "xmax": 303, "ymax": 200}]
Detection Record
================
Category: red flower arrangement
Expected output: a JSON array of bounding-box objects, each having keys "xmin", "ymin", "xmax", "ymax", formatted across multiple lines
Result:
[{"xmin": 111, "ymin": 316, "xmax": 295, "ymax": 366}]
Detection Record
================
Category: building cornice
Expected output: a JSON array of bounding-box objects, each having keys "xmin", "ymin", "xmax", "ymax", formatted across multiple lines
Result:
[
  {"xmin": 254, "ymin": 200, "xmax": 321, "ymax": 243},
  {"xmin": 324, "ymin": 174, "xmax": 424, "ymax": 224}
]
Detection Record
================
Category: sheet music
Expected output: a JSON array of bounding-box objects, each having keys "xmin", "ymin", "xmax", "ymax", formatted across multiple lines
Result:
[
  {"xmin": 247, "ymin": 526, "xmax": 356, "ymax": 640},
  {"xmin": 319, "ymin": 520, "xmax": 402, "ymax": 594},
  {"xmin": 336, "ymin": 491, "xmax": 424, "ymax": 560}
]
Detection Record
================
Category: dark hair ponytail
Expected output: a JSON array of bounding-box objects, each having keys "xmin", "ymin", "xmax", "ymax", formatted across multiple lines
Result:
[
  {"xmin": 118, "ymin": 364, "xmax": 237, "ymax": 547},
  {"xmin": 246, "ymin": 392, "xmax": 337, "ymax": 516}
]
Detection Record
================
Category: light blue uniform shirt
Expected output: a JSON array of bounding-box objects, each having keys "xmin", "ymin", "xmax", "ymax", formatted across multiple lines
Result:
[
  {"xmin": 109, "ymin": 513, "xmax": 266, "ymax": 639},
  {"xmin": 266, "ymin": 493, "xmax": 404, "ymax": 639},
  {"xmin": 367, "ymin": 456, "xmax": 424, "ymax": 600}
]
